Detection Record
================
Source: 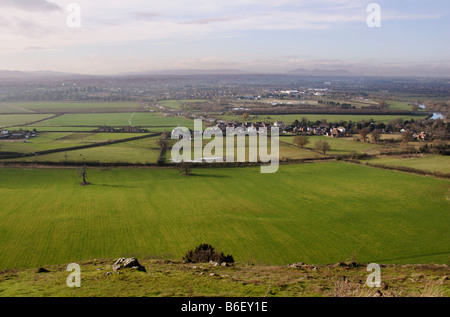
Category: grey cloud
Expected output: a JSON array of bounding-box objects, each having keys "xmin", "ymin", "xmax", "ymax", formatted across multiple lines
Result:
[
  {"xmin": 183, "ymin": 16, "xmax": 243, "ymax": 25},
  {"xmin": 4, "ymin": 16, "xmax": 51, "ymax": 38},
  {"xmin": 0, "ymin": 0, "xmax": 62, "ymax": 12},
  {"xmin": 131, "ymin": 12, "xmax": 162, "ymax": 21},
  {"xmin": 24, "ymin": 46, "xmax": 45, "ymax": 51}
]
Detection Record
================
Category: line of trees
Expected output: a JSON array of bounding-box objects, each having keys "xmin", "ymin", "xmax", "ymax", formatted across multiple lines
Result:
[{"xmin": 293, "ymin": 135, "xmax": 331, "ymax": 155}]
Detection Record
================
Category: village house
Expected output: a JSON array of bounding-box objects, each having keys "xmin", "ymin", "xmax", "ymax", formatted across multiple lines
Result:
[
  {"xmin": 0, "ymin": 129, "xmax": 36, "ymax": 140},
  {"xmin": 326, "ymin": 127, "xmax": 346, "ymax": 138},
  {"xmin": 417, "ymin": 132, "xmax": 428, "ymax": 141},
  {"xmin": 93, "ymin": 126, "xmax": 149, "ymax": 133},
  {"xmin": 273, "ymin": 121, "xmax": 286, "ymax": 130},
  {"xmin": 1, "ymin": 130, "xmax": 9, "ymax": 139}
]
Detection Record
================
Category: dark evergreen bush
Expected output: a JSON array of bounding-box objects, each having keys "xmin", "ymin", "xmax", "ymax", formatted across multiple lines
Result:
[{"xmin": 183, "ymin": 243, "xmax": 234, "ymax": 263}]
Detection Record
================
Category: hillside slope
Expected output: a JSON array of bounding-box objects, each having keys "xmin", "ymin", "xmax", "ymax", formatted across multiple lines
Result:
[{"xmin": 0, "ymin": 259, "xmax": 448, "ymax": 297}]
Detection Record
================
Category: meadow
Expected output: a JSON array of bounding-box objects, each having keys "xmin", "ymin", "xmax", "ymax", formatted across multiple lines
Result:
[
  {"xmin": 217, "ymin": 113, "xmax": 427, "ymax": 124},
  {"xmin": 31, "ymin": 112, "xmax": 194, "ymax": 130},
  {"xmin": 0, "ymin": 114, "xmax": 56, "ymax": 128},
  {"xmin": 2, "ymin": 134, "xmax": 323, "ymax": 164},
  {"xmin": 0, "ymin": 163, "xmax": 448, "ymax": 270},
  {"xmin": 363, "ymin": 155, "xmax": 450, "ymax": 174},
  {"xmin": 158, "ymin": 99, "xmax": 207, "ymax": 110},
  {"xmin": 0, "ymin": 102, "xmax": 143, "ymax": 114},
  {"xmin": 6, "ymin": 135, "xmax": 162, "ymax": 164},
  {"xmin": 0, "ymin": 132, "xmax": 151, "ymax": 155},
  {"xmin": 169, "ymin": 136, "xmax": 325, "ymax": 163},
  {"xmin": 281, "ymin": 135, "xmax": 387, "ymax": 155}
]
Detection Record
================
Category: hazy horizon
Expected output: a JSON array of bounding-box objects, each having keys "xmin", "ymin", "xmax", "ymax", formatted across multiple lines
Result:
[{"xmin": 0, "ymin": 0, "xmax": 449, "ymax": 77}]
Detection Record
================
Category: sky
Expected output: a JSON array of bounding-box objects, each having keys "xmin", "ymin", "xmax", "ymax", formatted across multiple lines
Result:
[{"xmin": 0, "ymin": 0, "xmax": 449, "ymax": 76}]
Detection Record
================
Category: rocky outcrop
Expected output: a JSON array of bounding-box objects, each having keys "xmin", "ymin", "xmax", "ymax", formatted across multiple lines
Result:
[{"xmin": 112, "ymin": 257, "xmax": 146, "ymax": 272}]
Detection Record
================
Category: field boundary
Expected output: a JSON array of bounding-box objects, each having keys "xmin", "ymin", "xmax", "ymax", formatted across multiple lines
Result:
[
  {"xmin": 0, "ymin": 132, "xmax": 161, "ymax": 160},
  {"xmin": 348, "ymin": 159, "xmax": 450, "ymax": 179},
  {"xmin": 231, "ymin": 109, "xmax": 425, "ymax": 116},
  {"xmin": 0, "ymin": 156, "xmax": 336, "ymax": 168},
  {"xmin": 1, "ymin": 114, "xmax": 63, "ymax": 129},
  {"xmin": 279, "ymin": 139, "xmax": 334, "ymax": 158}
]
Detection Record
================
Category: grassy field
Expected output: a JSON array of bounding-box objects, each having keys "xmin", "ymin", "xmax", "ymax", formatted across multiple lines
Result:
[
  {"xmin": 217, "ymin": 114, "xmax": 428, "ymax": 124},
  {"xmin": 158, "ymin": 99, "xmax": 206, "ymax": 110},
  {"xmin": 6, "ymin": 136, "xmax": 162, "ymax": 164},
  {"xmin": 32, "ymin": 112, "xmax": 194, "ymax": 130},
  {"xmin": 362, "ymin": 155, "xmax": 450, "ymax": 174},
  {"xmin": 281, "ymin": 135, "xmax": 387, "ymax": 156},
  {"xmin": 168, "ymin": 136, "xmax": 326, "ymax": 163},
  {"xmin": 11, "ymin": 126, "xmax": 103, "ymax": 132},
  {"xmin": 0, "ymin": 102, "xmax": 143, "ymax": 114},
  {"xmin": 384, "ymin": 100, "xmax": 414, "ymax": 111},
  {"xmin": 0, "ymin": 163, "xmax": 448, "ymax": 271},
  {"xmin": 0, "ymin": 114, "xmax": 56, "ymax": 128},
  {"xmin": 5, "ymin": 136, "xmax": 322, "ymax": 166},
  {"xmin": 0, "ymin": 132, "xmax": 150, "ymax": 155},
  {"xmin": 2, "ymin": 132, "xmax": 323, "ymax": 164}
]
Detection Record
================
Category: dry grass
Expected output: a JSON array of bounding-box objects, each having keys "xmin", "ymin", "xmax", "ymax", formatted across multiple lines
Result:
[{"xmin": 0, "ymin": 259, "xmax": 448, "ymax": 297}]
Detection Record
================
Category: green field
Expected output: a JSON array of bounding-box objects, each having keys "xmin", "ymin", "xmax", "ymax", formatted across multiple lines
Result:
[
  {"xmin": 0, "ymin": 102, "xmax": 143, "ymax": 114},
  {"xmin": 11, "ymin": 126, "xmax": 102, "ymax": 132},
  {"xmin": 8, "ymin": 137, "xmax": 320, "ymax": 164},
  {"xmin": 0, "ymin": 132, "xmax": 150, "ymax": 155},
  {"xmin": 0, "ymin": 114, "xmax": 55, "ymax": 128},
  {"xmin": 282, "ymin": 135, "xmax": 388, "ymax": 155},
  {"xmin": 384, "ymin": 100, "xmax": 414, "ymax": 111},
  {"xmin": 217, "ymin": 113, "xmax": 427, "ymax": 124},
  {"xmin": 3, "ymin": 134, "xmax": 322, "ymax": 164},
  {"xmin": 363, "ymin": 155, "xmax": 450, "ymax": 174},
  {"xmin": 158, "ymin": 99, "xmax": 206, "ymax": 110},
  {"xmin": 6, "ymin": 136, "xmax": 162, "ymax": 164},
  {"xmin": 0, "ymin": 163, "xmax": 448, "ymax": 270},
  {"xmin": 169, "ymin": 136, "xmax": 326, "ymax": 162},
  {"xmin": 32, "ymin": 112, "xmax": 194, "ymax": 130}
]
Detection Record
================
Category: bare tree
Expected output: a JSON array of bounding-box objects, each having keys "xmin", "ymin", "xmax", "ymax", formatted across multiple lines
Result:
[
  {"xmin": 402, "ymin": 130, "xmax": 414, "ymax": 144},
  {"xmin": 378, "ymin": 99, "xmax": 390, "ymax": 109},
  {"xmin": 293, "ymin": 135, "xmax": 310, "ymax": 148},
  {"xmin": 156, "ymin": 132, "xmax": 168, "ymax": 149},
  {"xmin": 370, "ymin": 129, "xmax": 381, "ymax": 144},
  {"xmin": 177, "ymin": 161, "xmax": 193, "ymax": 176},
  {"xmin": 79, "ymin": 167, "xmax": 90, "ymax": 186},
  {"xmin": 314, "ymin": 140, "xmax": 331, "ymax": 155},
  {"xmin": 359, "ymin": 128, "xmax": 370, "ymax": 143}
]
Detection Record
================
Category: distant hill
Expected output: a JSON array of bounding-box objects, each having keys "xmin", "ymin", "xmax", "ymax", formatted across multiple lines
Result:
[
  {"xmin": 0, "ymin": 68, "xmax": 354, "ymax": 79},
  {"xmin": 0, "ymin": 70, "xmax": 93, "ymax": 79},
  {"xmin": 117, "ymin": 68, "xmax": 252, "ymax": 77},
  {"xmin": 288, "ymin": 68, "xmax": 352, "ymax": 76}
]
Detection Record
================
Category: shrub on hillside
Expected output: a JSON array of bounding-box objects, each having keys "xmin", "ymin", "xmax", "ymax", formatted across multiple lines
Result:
[{"xmin": 183, "ymin": 243, "xmax": 234, "ymax": 264}]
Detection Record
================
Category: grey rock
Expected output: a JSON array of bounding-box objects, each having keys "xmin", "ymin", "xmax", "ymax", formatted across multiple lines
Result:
[
  {"xmin": 123, "ymin": 257, "xmax": 140, "ymax": 268},
  {"xmin": 132, "ymin": 265, "xmax": 146, "ymax": 272},
  {"xmin": 112, "ymin": 257, "xmax": 146, "ymax": 272}
]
